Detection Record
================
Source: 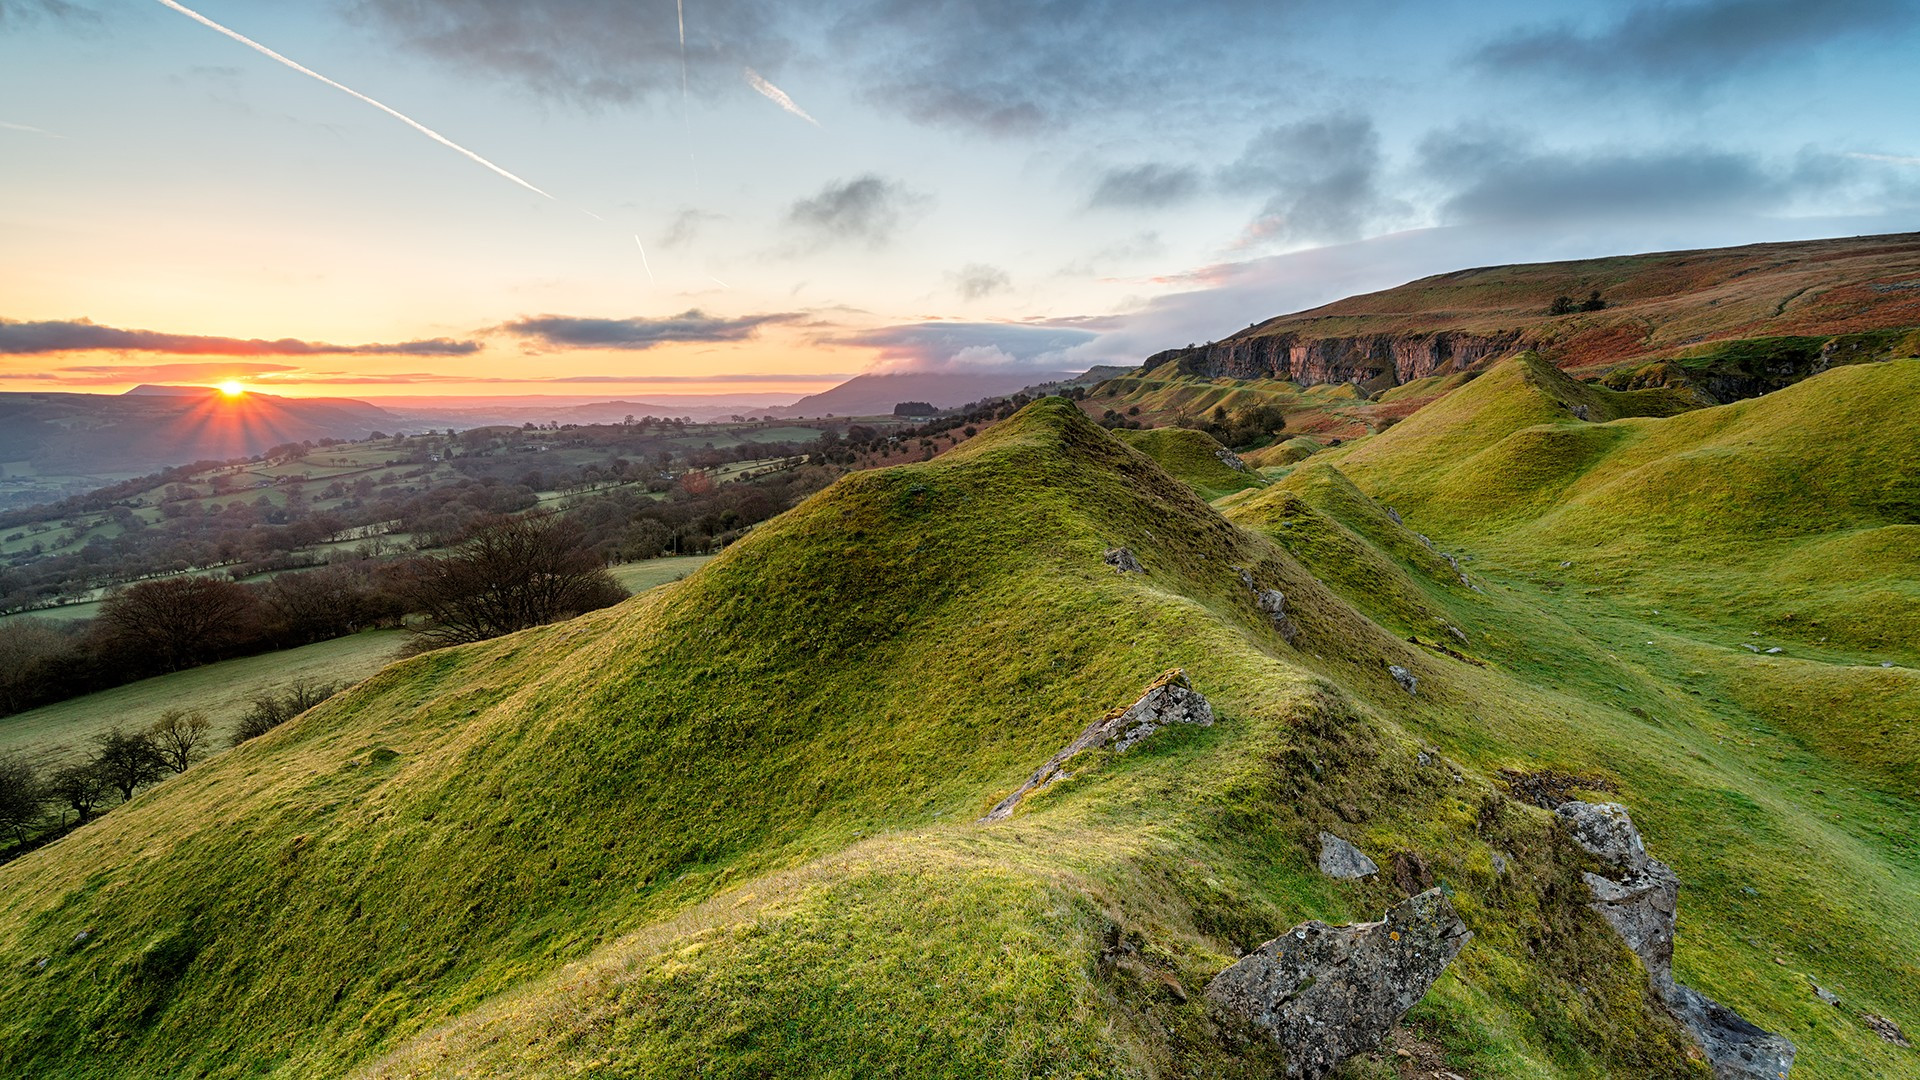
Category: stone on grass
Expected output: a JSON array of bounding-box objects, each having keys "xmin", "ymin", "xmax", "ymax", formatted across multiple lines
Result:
[
  {"xmin": 1318, "ymin": 831, "xmax": 1379, "ymax": 879},
  {"xmin": 1388, "ymin": 665, "xmax": 1418, "ymax": 695},
  {"xmin": 1105, "ymin": 546, "xmax": 1146, "ymax": 573},
  {"xmin": 1557, "ymin": 801, "xmax": 1797, "ymax": 1079},
  {"xmin": 981, "ymin": 670, "xmax": 1211, "ymax": 822},
  {"xmin": 1206, "ymin": 888, "xmax": 1471, "ymax": 1079}
]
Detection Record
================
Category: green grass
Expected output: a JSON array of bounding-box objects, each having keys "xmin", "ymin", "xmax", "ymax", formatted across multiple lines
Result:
[
  {"xmin": 1113, "ymin": 426, "xmax": 1266, "ymax": 499},
  {"xmin": 607, "ymin": 555, "xmax": 715, "ymax": 593},
  {"xmin": 0, "ymin": 631, "xmax": 407, "ymax": 768},
  {"xmin": 0, "ymin": 395, "xmax": 1914, "ymax": 1079}
]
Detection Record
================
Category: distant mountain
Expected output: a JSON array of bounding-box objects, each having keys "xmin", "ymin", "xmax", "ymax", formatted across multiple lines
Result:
[
  {"xmin": 770, "ymin": 370, "xmax": 1079, "ymax": 418},
  {"xmin": 0, "ymin": 389, "xmax": 399, "ymax": 474},
  {"xmin": 383, "ymin": 398, "xmax": 793, "ymax": 429}
]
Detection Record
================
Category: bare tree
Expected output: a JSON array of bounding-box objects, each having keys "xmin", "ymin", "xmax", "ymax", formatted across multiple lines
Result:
[
  {"xmin": 231, "ymin": 680, "xmax": 340, "ymax": 746},
  {"xmin": 0, "ymin": 753, "xmax": 44, "ymax": 844},
  {"xmin": 147, "ymin": 709, "xmax": 213, "ymax": 773},
  {"xmin": 95, "ymin": 576, "xmax": 261, "ymax": 672},
  {"xmin": 91, "ymin": 729, "xmax": 167, "ymax": 803},
  {"xmin": 45, "ymin": 761, "xmax": 110, "ymax": 824},
  {"xmin": 397, "ymin": 513, "xmax": 628, "ymax": 649}
]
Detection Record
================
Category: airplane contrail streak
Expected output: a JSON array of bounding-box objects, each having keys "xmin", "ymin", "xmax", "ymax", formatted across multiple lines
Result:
[
  {"xmin": 150, "ymin": 0, "xmax": 554, "ymax": 200},
  {"xmin": 677, "ymin": 0, "xmax": 698, "ymax": 181},
  {"xmin": 744, "ymin": 67, "xmax": 820, "ymax": 126},
  {"xmin": 707, "ymin": 274, "xmax": 732, "ymax": 289},
  {"xmin": 1, "ymin": 120, "xmax": 64, "ymax": 138},
  {"xmin": 634, "ymin": 235, "xmax": 657, "ymax": 283},
  {"xmin": 1848, "ymin": 151, "xmax": 1920, "ymax": 166}
]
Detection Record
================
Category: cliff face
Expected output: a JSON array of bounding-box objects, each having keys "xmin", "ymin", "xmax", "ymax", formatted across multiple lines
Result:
[{"xmin": 1149, "ymin": 329, "xmax": 1536, "ymax": 388}]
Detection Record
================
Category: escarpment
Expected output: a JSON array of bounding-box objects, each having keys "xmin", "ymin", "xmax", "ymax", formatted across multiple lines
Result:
[{"xmin": 1147, "ymin": 329, "xmax": 1534, "ymax": 389}]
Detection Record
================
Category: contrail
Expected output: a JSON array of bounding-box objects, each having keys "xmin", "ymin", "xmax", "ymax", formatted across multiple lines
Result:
[
  {"xmin": 1848, "ymin": 151, "xmax": 1920, "ymax": 166},
  {"xmin": 634, "ymin": 235, "xmax": 656, "ymax": 283},
  {"xmin": 744, "ymin": 67, "xmax": 820, "ymax": 127},
  {"xmin": 707, "ymin": 273, "xmax": 732, "ymax": 290},
  {"xmin": 1, "ymin": 120, "xmax": 63, "ymax": 139},
  {"xmin": 150, "ymin": 0, "xmax": 554, "ymax": 200}
]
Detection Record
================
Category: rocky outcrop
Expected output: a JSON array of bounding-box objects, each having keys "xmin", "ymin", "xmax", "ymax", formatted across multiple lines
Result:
[
  {"xmin": 1236, "ymin": 568, "xmax": 1298, "ymax": 642},
  {"xmin": 1388, "ymin": 665, "xmax": 1418, "ymax": 695},
  {"xmin": 1149, "ymin": 330, "xmax": 1532, "ymax": 389},
  {"xmin": 1105, "ymin": 546, "xmax": 1146, "ymax": 573},
  {"xmin": 1206, "ymin": 889, "xmax": 1472, "ymax": 1079},
  {"xmin": 981, "ymin": 671, "xmax": 1212, "ymax": 822},
  {"xmin": 1557, "ymin": 801, "xmax": 1796, "ymax": 1079},
  {"xmin": 1216, "ymin": 447, "xmax": 1250, "ymax": 472},
  {"xmin": 1318, "ymin": 831, "xmax": 1379, "ymax": 879}
]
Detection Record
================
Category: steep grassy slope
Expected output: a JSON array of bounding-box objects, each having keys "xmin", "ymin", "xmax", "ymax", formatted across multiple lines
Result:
[
  {"xmin": 1335, "ymin": 356, "xmax": 1920, "ymax": 660},
  {"xmin": 1114, "ymin": 426, "xmax": 1266, "ymax": 498},
  {"xmin": 2, "ymin": 398, "xmax": 1914, "ymax": 1079}
]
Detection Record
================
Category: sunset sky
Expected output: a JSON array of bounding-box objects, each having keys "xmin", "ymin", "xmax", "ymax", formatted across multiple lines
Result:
[{"xmin": 3, "ymin": 0, "xmax": 1917, "ymax": 399}]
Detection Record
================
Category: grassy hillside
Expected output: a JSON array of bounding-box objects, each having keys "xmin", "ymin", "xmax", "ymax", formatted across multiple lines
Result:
[
  {"xmin": 1335, "ymin": 355, "xmax": 1920, "ymax": 660},
  {"xmin": 0, "ymin": 630, "xmax": 405, "ymax": 767},
  {"xmin": 1113, "ymin": 426, "xmax": 1266, "ymax": 498},
  {"xmin": 2, "ymin": 397, "xmax": 1914, "ymax": 1078}
]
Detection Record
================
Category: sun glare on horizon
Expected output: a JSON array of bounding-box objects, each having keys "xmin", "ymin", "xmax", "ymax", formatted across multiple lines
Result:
[{"xmin": 217, "ymin": 380, "xmax": 246, "ymax": 397}]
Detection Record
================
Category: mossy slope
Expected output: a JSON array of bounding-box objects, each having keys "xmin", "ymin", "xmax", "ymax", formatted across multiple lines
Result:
[{"xmin": 0, "ymin": 398, "xmax": 1913, "ymax": 1079}]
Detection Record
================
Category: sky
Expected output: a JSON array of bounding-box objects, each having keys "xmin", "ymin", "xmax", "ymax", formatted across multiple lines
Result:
[{"xmin": 2, "ymin": 0, "xmax": 1918, "ymax": 399}]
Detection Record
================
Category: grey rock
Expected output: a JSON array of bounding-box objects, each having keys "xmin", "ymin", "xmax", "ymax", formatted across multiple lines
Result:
[
  {"xmin": 1318, "ymin": 831, "xmax": 1380, "ymax": 879},
  {"xmin": 1216, "ymin": 447, "xmax": 1250, "ymax": 472},
  {"xmin": 1104, "ymin": 546, "xmax": 1146, "ymax": 574},
  {"xmin": 1810, "ymin": 982, "xmax": 1840, "ymax": 1006},
  {"xmin": 1765, "ymin": 647, "xmax": 1784, "ymax": 655},
  {"xmin": 1667, "ymin": 983, "xmax": 1797, "ymax": 1080},
  {"xmin": 1206, "ymin": 889, "xmax": 1472, "ymax": 1079},
  {"xmin": 1742, "ymin": 643, "xmax": 1762, "ymax": 653},
  {"xmin": 981, "ymin": 671, "xmax": 1212, "ymax": 822},
  {"xmin": 1388, "ymin": 665, "xmax": 1418, "ymax": 695},
  {"xmin": 1491, "ymin": 851, "xmax": 1510, "ymax": 876},
  {"xmin": 1446, "ymin": 625, "xmax": 1469, "ymax": 644},
  {"xmin": 1257, "ymin": 589, "xmax": 1299, "ymax": 642},
  {"xmin": 1555, "ymin": 801, "xmax": 1650, "ymax": 875},
  {"xmin": 1386, "ymin": 506, "xmax": 1403, "ymax": 524},
  {"xmin": 1557, "ymin": 801, "xmax": 1797, "ymax": 1078},
  {"xmin": 1583, "ymin": 865, "xmax": 1679, "ymax": 986},
  {"xmin": 1863, "ymin": 1013, "xmax": 1912, "ymax": 1047}
]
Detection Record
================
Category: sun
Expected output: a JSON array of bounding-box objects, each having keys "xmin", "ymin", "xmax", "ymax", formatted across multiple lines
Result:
[{"xmin": 217, "ymin": 380, "xmax": 246, "ymax": 397}]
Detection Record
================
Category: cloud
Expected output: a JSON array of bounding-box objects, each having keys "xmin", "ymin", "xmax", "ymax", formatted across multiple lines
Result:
[
  {"xmin": 1218, "ymin": 113, "xmax": 1393, "ymax": 245},
  {"xmin": 499, "ymin": 310, "xmax": 800, "ymax": 350},
  {"xmin": 835, "ymin": 0, "xmax": 1323, "ymax": 136},
  {"xmin": 660, "ymin": 208, "xmax": 723, "ymax": 249},
  {"xmin": 1088, "ymin": 163, "xmax": 1202, "ymax": 210},
  {"xmin": 950, "ymin": 263, "xmax": 1012, "ymax": 301},
  {"xmin": 829, "ymin": 320, "xmax": 1096, "ymax": 372},
  {"xmin": 0, "ymin": 361, "xmax": 299, "ymax": 385},
  {"xmin": 352, "ymin": 0, "xmax": 790, "ymax": 107},
  {"xmin": 0, "ymin": 0, "xmax": 95, "ymax": 26},
  {"xmin": 0, "ymin": 318, "xmax": 480, "ymax": 357},
  {"xmin": 1415, "ymin": 132, "xmax": 1920, "ymax": 227},
  {"xmin": 1474, "ymin": 0, "xmax": 1914, "ymax": 88},
  {"xmin": 785, "ymin": 174, "xmax": 927, "ymax": 249}
]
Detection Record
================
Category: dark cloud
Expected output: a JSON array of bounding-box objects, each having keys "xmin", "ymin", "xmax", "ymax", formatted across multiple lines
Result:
[
  {"xmin": 838, "ymin": 0, "xmax": 1319, "ymax": 136},
  {"xmin": 0, "ymin": 318, "xmax": 479, "ymax": 357},
  {"xmin": 1474, "ymin": 0, "xmax": 1915, "ymax": 87},
  {"xmin": 0, "ymin": 0, "xmax": 95, "ymax": 26},
  {"xmin": 1088, "ymin": 163, "xmax": 1202, "ymax": 210},
  {"xmin": 1415, "ymin": 131, "xmax": 1911, "ymax": 226},
  {"xmin": 830, "ymin": 320, "xmax": 1096, "ymax": 371},
  {"xmin": 351, "ymin": 0, "xmax": 790, "ymax": 107},
  {"xmin": 786, "ymin": 175, "xmax": 927, "ymax": 248},
  {"xmin": 499, "ymin": 310, "xmax": 800, "ymax": 350},
  {"xmin": 951, "ymin": 263, "xmax": 1012, "ymax": 301},
  {"xmin": 1218, "ymin": 113, "xmax": 1389, "ymax": 245},
  {"xmin": 356, "ymin": 1, "xmax": 1320, "ymax": 135}
]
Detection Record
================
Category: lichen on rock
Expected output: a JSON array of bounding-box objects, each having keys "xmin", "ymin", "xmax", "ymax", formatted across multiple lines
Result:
[
  {"xmin": 1558, "ymin": 800, "xmax": 1797, "ymax": 1079},
  {"xmin": 1205, "ymin": 888, "xmax": 1472, "ymax": 1079},
  {"xmin": 981, "ymin": 670, "xmax": 1212, "ymax": 822},
  {"xmin": 1318, "ymin": 831, "xmax": 1380, "ymax": 879}
]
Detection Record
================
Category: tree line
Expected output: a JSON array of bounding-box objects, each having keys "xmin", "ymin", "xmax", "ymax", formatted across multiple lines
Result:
[{"xmin": 0, "ymin": 681, "xmax": 340, "ymax": 863}]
